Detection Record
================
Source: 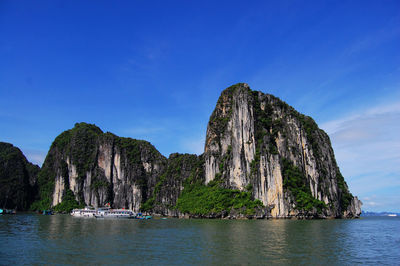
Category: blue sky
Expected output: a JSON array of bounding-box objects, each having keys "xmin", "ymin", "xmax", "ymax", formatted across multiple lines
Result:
[{"xmin": 1, "ymin": 1, "xmax": 399, "ymax": 212}]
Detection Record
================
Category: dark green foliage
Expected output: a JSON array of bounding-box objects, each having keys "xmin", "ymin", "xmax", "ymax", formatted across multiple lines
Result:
[
  {"xmin": 336, "ymin": 171, "xmax": 354, "ymax": 211},
  {"xmin": 33, "ymin": 123, "xmax": 98, "ymax": 209},
  {"xmin": 70, "ymin": 123, "xmax": 102, "ymax": 178},
  {"xmin": 245, "ymin": 183, "xmax": 253, "ymax": 191},
  {"xmin": 116, "ymin": 137, "xmax": 144, "ymax": 165},
  {"xmin": 91, "ymin": 180, "xmax": 109, "ymax": 190},
  {"xmin": 141, "ymin": 173, "xmax": 166, "ymax": 211},
  {"xmin": 30, "ymin": 150, "xmax": 64, "ymax": 211},
  {"xmin": 0, "ymin": 142, "xmax": 39, "ymax": 210},
  {"xmin": 30, "ymin": 168, "xmax": 54, "ymax": 211},
  {"xmin": 281, "ymin": 158, "xmax": 326, "ymax": 212},
  {"xmin": 141, "ymin": 153, "xmax": 203, "ymax": 212},
  {"xmin": 53, "ymin": 189, "xmax": 83, "ymax": 213},
  {"xmin": 51, "ymin": 122, "xmax": 103, "ymax": 179},
  {"xmin": 176, "ymin": 181, "xmax": 263, "ymax": 216}
]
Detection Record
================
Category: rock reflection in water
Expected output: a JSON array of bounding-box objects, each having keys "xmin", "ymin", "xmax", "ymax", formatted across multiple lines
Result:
[{"xmin": 1, "ymin": 215, "xmax": 399, "ymax": 265}]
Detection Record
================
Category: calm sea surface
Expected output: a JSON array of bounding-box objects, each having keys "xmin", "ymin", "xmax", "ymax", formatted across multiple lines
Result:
[{"xmin": 0, "ymin": 214, "xmax": 399, "ymax": 265}]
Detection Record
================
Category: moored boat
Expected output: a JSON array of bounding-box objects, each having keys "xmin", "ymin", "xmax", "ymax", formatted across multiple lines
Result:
[
  {"xmin": 0, "ymin": 209, "xmax": 17, "ymax": 214},
  {"xmin": 42, "ymin": 210, "xmax": 53, "ymax": 215},
  {"xmin": 136, "ymin": 213, "xmax": 152, "ymax": 219},
  {"xmin": 71, "ymin": 206, "xmax": 97, "ymax": 217},
  {"xmin": 94, "ymin": 208, "xmax": 136, "ymax": 219}
]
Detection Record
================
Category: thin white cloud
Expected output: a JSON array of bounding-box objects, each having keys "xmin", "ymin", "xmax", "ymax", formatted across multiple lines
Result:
[
  {"xmin": 322, "ymin": 101, "xmax": 400, "ymax": 135},
  {"xmin": 180, "ymin": 135, "xmax": 205, "ymax": 155},
  {"xmin": 320, "ymin": 99, "xmax": 400, "ymax": 212},
  {"xmin": 341, "ymin": 23, "xmax": 400, "ymax": 58},
  {"xmin": 361, "ymin": 194, "xmax": 400, "ymax": 213},
  {"xmin": 23, "ymin": 149, "xmax": 47, "ymax": 167}
]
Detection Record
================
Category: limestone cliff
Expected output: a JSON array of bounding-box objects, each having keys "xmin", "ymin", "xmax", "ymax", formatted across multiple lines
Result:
[
  {"xmin": 35, "ymin": 123, "xmax": 166, "ymax": 212},
  {"xmin": 204, "ymin": 83, "xmax": 361, "ymax": 218},
  {"xmin": 144, "ymin": 153, "xmax": 204, "ymax": 216},
  {"xmin": 33, "ymin": 83, "xmax": 361, "ymax": 218},
  {"xmin": 0, "ymin": 142, "xmax": 39, "ymax": 210}
]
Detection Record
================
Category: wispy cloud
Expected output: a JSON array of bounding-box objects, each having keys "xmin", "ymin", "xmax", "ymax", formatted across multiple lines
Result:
[
  {"xmin": 341, "ymin": 21, "xmax": 400, "ymax": 58},
  {"xmin": 361, "ymin": 194, "xmax": 400, "ymax": 213},
  {"xmin": 321, "ymin": 99, "xmax": 400, "ymax": 212},
  {"xmin": 180, "ymin": 135, "xmax": 205, "ymax": 155},
  {"xmin": 23, "ymin": 149, "xmax": 47, "ymax": 167},
  {"xmin": 322, "ymin": 101, "xmax": 400, "ymax": 135}
]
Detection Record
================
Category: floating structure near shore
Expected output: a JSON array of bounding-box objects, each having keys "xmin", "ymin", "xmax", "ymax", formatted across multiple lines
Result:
[
  {"xmin": 70, "ymin": 206, "xmax": 150, "ymax": 219},
  {"xmin": 0, "ymin": 209, "xmax": 16, "ymax": 214}
]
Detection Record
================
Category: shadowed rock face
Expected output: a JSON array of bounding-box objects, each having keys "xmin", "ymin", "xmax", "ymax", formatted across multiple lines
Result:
[
  {"xmin": 204, "ymin": 83, "xmax": 361, "ymax": 218},
  {"xmin": 34, "ymin": 83, "xmax": 361, "ymax": 218},
  {"xmin": 0, "ymin": 142, "xmax": 39, "ymax": 210}
]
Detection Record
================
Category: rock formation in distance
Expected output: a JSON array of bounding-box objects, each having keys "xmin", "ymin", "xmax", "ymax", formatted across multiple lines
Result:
[{"xmin": 0, "ymin": 142, "xmax": 40, "ymax": 210}]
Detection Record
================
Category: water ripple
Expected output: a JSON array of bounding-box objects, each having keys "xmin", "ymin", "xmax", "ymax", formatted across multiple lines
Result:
[{"xmin": 0, "ymin": 215, "xmax": 399, "ymax": 265}]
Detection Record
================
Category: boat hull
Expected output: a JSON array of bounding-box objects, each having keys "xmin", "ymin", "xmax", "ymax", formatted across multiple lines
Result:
[{"xmin": 94, "ymin": 215, "xmax": 136, "ymax": 219}]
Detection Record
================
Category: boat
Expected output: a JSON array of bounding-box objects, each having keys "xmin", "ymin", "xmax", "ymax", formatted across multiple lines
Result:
[
  {"xmin": 71, "ymin": 206, "xmax": 97, "ymax": 217},
  {"xmin": 94, "ymin": 208, "xmax": 136, "ymax": 219},
  {"xmin": 42, "ymin": 210, "xmax": 53, "ymax": 215},
  {"xmin": 136, "ymin": 213, "xmax": 152, "ymax": 219},
  {"xmin": 1, "ymin": 209, "xmax": 17, "ymax": 214},
  {"xmin": 388, "ymin": 214, "xmax": 397, "ymax": 217}
]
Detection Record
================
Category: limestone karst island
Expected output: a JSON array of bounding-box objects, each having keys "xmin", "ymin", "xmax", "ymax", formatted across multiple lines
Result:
[{"xmin": 0, "ymin": 83, "xmax": 362, "ymax": 219}]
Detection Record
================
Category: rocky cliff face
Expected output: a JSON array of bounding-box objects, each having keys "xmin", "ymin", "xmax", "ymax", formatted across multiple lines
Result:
[
  {"xmin": 0, "ymin": 142, "xmax": 39, "ymax": 210},
  {"xmin": 35, "ymin": 123, "xmax": 206, "ymax": 215},
  {"xmin": 35, "ymin": 123, "xmax": 167, "ymax": 212},
  {"xmin": 204, "ymin": 83, "xmax": 361, "ymax": 218},
  {"xmin": 145, "ymin": 153, "xmax": 204, "ymax": 216},
  {"xmin": 33, "ymin": 83, "xmax": 361, "ymax": 218}
]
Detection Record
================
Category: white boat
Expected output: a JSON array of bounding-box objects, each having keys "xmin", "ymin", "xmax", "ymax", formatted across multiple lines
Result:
[
  {"xmin": 71, "ymin": 206, "xmax": 97, "ymax": 217},
  {"xmin": 94, "ymin": 208, "xmax": 136, "ymax": 219},
  {"xmin": 388, "ymin": 214, "xmax": 397, "ymax": 217}
]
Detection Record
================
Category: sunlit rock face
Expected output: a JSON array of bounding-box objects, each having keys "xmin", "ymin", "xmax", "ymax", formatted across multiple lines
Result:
[
  {"xmin": 41, "ymin": 123, "xmax": 203, "ymax": 215},
  {"xmin": 39, "ymin": 83, "xmax": 361, "ymax": 218},
  {"xmin": 40, "ymin": 123, "xmax": 165, "ymax": 213},
  {"xmin": 204, "ymin": 83, "xmax": 361, "ymax": 218}
]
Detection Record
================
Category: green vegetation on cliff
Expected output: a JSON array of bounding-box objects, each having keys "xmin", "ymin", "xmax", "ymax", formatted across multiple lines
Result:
[
  {"xmin": 336, "ymin": 171, "xmax": 354, "ymax": 211},
  {"xmin": 281, "ymin": 158, "xmax": 326, "ymax": 212},
  {"xmin": 53, "ymin": 122, "xmax": 103, "ymax": 179},
  {"xmin": 30, "ymin": 165, "xmax": 54, "ymax": 211},
  {"xmin": 24, "ymin": 83, "xmax": 359, "ymax": 218},
  {"xmin": 33, "ymin": 122, "xmax": 166, "ymax": 211},
  {"xmin": 32, "ymin": 122, "xmax": 103, "ymax": 210},
  {"xmin": 176, "ymin": 179, "xmax": 263, "ymax": 216},
  {"xmin": 0, "ymin": 142, "xmax": 39, "ymax": 210},
  {"xmin": 141, "ymin": 153, "xmax": 203, "ymax": 212},
  {"xmin": 250, "ymin": 90, "xmax": 281, "ymax": 175},
  {"xmin": 208, "ymin": 83, "xmax": 244, "ymax": 138},
  {"xmin": 53, "ymin": 189, "xmax": 83, "ymax": 213}
]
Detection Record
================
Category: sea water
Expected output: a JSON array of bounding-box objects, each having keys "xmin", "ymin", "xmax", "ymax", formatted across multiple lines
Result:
[{"xmin": 0, "ymin": 214, "xmax": 399, "ymax": 265}]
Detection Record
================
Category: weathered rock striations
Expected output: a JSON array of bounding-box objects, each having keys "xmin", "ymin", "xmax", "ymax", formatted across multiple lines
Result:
[
  {"xmin": 35, "ymin": 123, "xmax": 167, "ymax": 213},
  {"xmin": 0, "ymin": 142, "xmax": 40, "ymax": 210},
  {"xmin": 204, "ymin": 83, "xmax": 361, "ymax": 218},
  {"xmin": 32, "ymin": 83, "xmax": 361, "ymax": 218}
]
